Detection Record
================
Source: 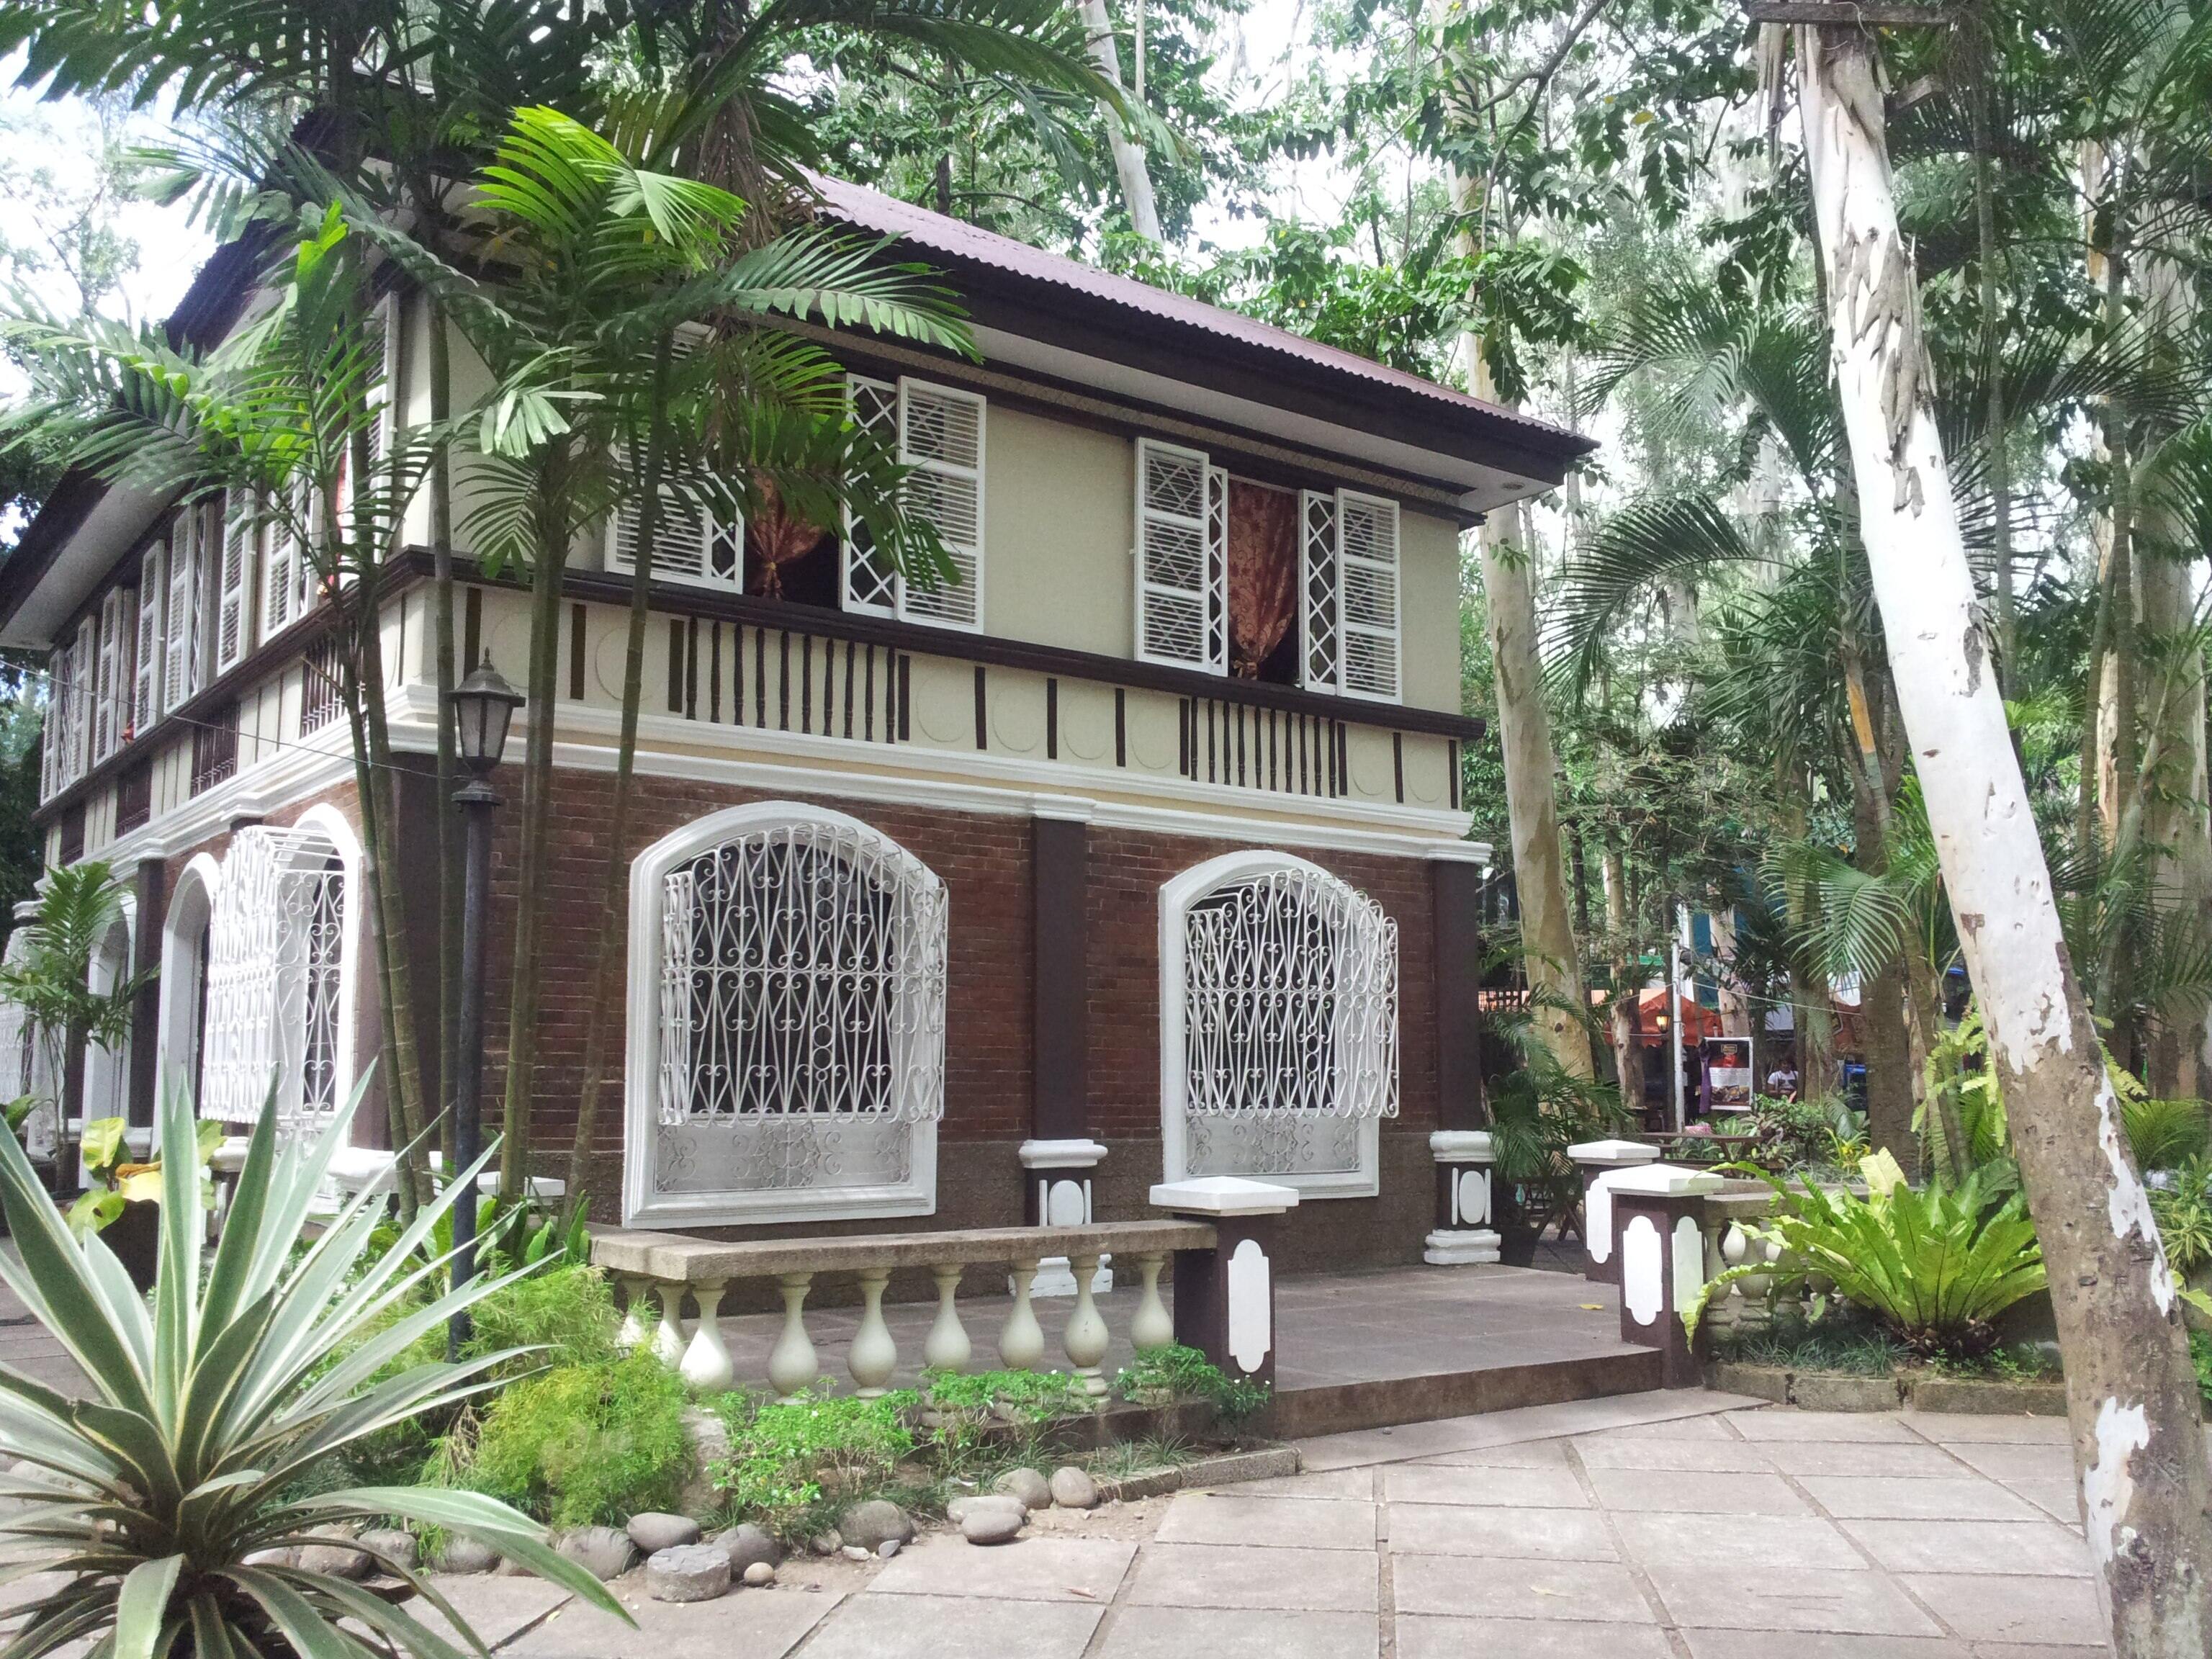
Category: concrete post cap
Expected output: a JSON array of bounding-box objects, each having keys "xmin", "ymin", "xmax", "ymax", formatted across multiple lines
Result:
[
  {"xmin": 1605, "ymin": 1163, "xmax": 1725, "ymax": 1197},
  {"xmin": 1567, "ymin": 1138, "xmax": 1663, "ymax": 1166},
  {"xmin": 1018, "ymin": 1138, "xmax": 1110, "ymax": 1169},
  {"xmin": 1428, "ymin": 1130, "xmax": 1495, "ymax": 1162},
  {"xmin": 1149, "ymin": 1177, "xmax": 1300, "ymax": 1216}
]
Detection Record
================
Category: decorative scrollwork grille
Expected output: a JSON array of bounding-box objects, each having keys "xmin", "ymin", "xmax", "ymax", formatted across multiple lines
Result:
[
  {"xmin": 657, "ymin": 819, "xmax": 947, "ymax": 1127},
  {"xmin": 1182, "ymin": 866, "xmax": 1398, "ymax": 1120},
  {"xmin": 202, "ymin": 827, "xmax": 348, "ymax": 1128}
]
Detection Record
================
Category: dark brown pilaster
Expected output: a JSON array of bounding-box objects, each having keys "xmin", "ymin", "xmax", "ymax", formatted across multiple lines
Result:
[
  {"xmin": 1431, "ymin": 856, "xmax": 1487, "ymax": 1130},
  {"xmin": 1031, "ymin": 813, "xmax": 1090, "ymax": 1147},
  {"xmin": 126, "ymin": 858, "xmax": 164, "ymax": 1128}
]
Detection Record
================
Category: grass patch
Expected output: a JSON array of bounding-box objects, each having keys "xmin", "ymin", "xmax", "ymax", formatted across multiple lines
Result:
[
  {"xmin": 462, "ymin": 1349, "xmax": 695, "ymax": 1527},
  {"xmin": 1714, "ymin": 1318, "xmax": 2060, "ymax": 1383}
]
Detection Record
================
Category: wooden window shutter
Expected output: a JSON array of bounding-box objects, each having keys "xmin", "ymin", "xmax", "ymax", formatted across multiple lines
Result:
[
  {"xmin": 95, "ymin": 587, "xmax": 132, "ymax": 760},
  {"xmin": 217, "ymin": 491, "xmax": 256, "ymax": 672},
  {"xmin": 166, "ymin": 508, "xmax": 202, "ymax": 709},
  {"xmin": 1336, "ymin": 490, "xmax": 1401, "ymax": 701},
  {"xmin": 1300, "ymin": 489, "xmax": 1339, "ymax": 692},
  {"xmin": 895, "ymin": 379, "xmax": 984, "ymax": 631},
  {"xmin": 1135, "ymin": 438, "xmax": 1224, "ymax": 672},
  {"xmin": 842, "ymin": 375, "xmax": 901, "ymax": 616},
  {"xmin": 606, "ymin": 329, "xmax": 738, "ymax": 590},
  {"xmin": 134, "ymin": 542, "xmax": 163, "ymax": 734}
]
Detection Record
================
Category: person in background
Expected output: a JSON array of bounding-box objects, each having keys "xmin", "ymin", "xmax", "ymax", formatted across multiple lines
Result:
[{"xmin": 1766, "ymin": 1058, "xmax": 1801, "ymax": 1101}]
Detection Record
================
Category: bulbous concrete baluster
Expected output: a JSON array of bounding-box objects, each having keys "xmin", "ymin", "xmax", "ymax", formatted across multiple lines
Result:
[
  {"xmin": 849, "ymin": 1269, "xmax": 899, "ymax": 1397},
  {"xmin": 768, "ymin": 1272, "xmax": 820, "ymax": 1400},
  {"xmin": 653, "ymin": 1282, "xmax": 688, "ymax": 1367},
  {"xmin": 999, "ymin": 1259, "xmax": 1046, "ymax": 1371},
  {"xmin": 614, "ymin": 1277, "xmax": 648, "ymax": 1349},
  {"xmin": 923, "ymin": 1264, "xmax": 971, "ymax": 1373},
  {"xmin": 1129, "ymin": 1253, "xmax": 1174, "ymax": 1353},
  {"xmin": 680, "ymin": 1278, "xmax": 735, "ymax": 1392},
  {"xmin": 1063, "ymin": 1252, "xmax": 1110, "ymax": 1397}
]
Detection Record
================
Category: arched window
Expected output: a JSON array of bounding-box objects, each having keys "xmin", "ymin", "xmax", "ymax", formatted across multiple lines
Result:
[
  {"xmin": 157, "ymin": 855, "xmax": 220, "ymax": 1115},
  {"xmin": 201, "ymin": 816, "xmax": 355, "ymax": 1130},
  {"xmin": 625, "ymin": 804, "xmax": 947, "ymax": 1227},
  {"xmin": 1160, "ymin": 851, "xmax": 1399, "ymax": 1197},
  {"xmin": 83, "ymin": 912, "xmax": 135, "ymax": 1128}
]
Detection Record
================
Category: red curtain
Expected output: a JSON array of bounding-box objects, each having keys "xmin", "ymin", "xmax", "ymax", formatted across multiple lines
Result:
[
  {"xmin": 1228, "ymin": 479, "xmax": 1299, "ymax": 677},
  {"xmin": 746, "ymin": 476, "xmax": 828, "ymax": 595}
]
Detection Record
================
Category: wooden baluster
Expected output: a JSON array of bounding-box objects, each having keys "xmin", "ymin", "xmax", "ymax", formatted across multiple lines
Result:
[
  {"xmin": 849, "ymin": 1268, "xmax": 898, "ymax": 1397},
  {"xmin": 923, "ymin": 1264, "xmax": 972, "ymax": 1374},
  {"xmin": 999, "ymin": 1259, "xmax": 1046, "ymax": 1370},
  {"xmin": 1130, "ymin": 1252, "xmax": 1174, "ymax": 1353},
  {"xmin": 1062, "ymin": 1251, "xmax": 1110, "ymax": 1398},
  {"xmin": 614, "ymin": 1277, "xmax": 648, "ymax": 1350},
  {"xmin": 768, "ymin": 1272, "xmax": 819, "ymax": 1400},
  {"xmin": 652, "ymin": 1282, "xmax": 688, "ymax": 1368},
  {"xmin": 680, "ymin": 1277, "xmax": 735, "ymax": 1392}
]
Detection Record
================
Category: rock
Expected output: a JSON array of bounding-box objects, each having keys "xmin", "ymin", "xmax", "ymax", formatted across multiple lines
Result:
[
  {"xmin": 357, "ymin": 1530, "xmax": 418, "ymax": 1572},
  {"xmin": 948, "ymin": 1494, "xmax": 1026, "ymax": 1527},
  {"xmin": 994, "ymin": 1467, "xmax": 1052, "ymax": 1511},
  {"xmin": 556, "ymin": 1526, "xmax": 639, "ymax": 1582},
  {"xmin": 645, "ymin": 1544, "xmax": 730, "ymax": 1604},
  {"xmin": 808, "ymin": 1529, "xmax": 842, "ymax": 1557},
  {"xmin": 495, "ymin": 1555, "xmax": 535, "ymax": 1578},
  {"xmin": 961, "ymin": 1503, "xmax": 1025, "ymax": 1545},
  {"xmin": 436, "ymin": 1537, "xmax": 499, "ymax": 1575},
  {"xmin": 876, "ymin": 1539, "xmax": 901, "ymax": 1560},
  {"xmin": 837, "ymin": 1499, "xmax": 914, "ymax": 1552},
  {"xmin": 713, "ymin": 1524, "xmax": 781, "ymax": 1577},
  {"xmin": 839, "ymin": 1545, "xmax": 871, "ymax": 1563},
  {"xmin": 742, "ymin": 1560, "xmax": 777, "ymax": 1587},
  {"xmin": 626, "ymin": 1512, "xmax": 701, "ymax": 1554},
  {"xmin": 1048, "ymin": 1467, "xmax": 1099, "ymax": 1510},
  {"xmin": 241, "ymin": 1547, "xmax": 298, "ymax": 1570},
  {"xmin": 678, "ymin": 1408, "xmax": 729, "ymax": 1519},
  {"xmin": 297, "ymin": 1534, "xmax": 373, "ymax": 1580}
]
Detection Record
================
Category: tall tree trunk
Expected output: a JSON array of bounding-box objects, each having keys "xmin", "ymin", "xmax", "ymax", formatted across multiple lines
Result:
[
  {"xmin": 1968, "ymin": 4, "xmax": 2015, "ymax": 679},
  {"xmin": 1073, "ymin": 0, "xmax": 1162, "ymax": 240},
  {"xmin": 1800, "ymin": 27, "xmax": 2212, "ymax": 1650},
  {"xmin": 1602, "ymin": 842, "xmax": 1642, "ymax": 1110},
  {"xmin": 427, "ymin": 292, "xmax": 462, "ymax": 1169}
]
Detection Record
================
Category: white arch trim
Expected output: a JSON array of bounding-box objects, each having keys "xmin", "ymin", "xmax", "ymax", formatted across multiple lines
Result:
[
  {"xmin": 154, "ymin": 852, "xmax": 222, "ymax": 1142},
  {"xmin": 1158, "ymin": 848, "xmax": 1398, "ymax": 1199},
  {"xmin": 285, "ymin": 803, "xmax": 364, "ymax": 1116},
  {"xmin": 622, "ymin": 800, "xmax": 945, "ymax": 1228}
]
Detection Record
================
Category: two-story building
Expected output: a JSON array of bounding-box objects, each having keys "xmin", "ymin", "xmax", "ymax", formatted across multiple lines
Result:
[{"xmin": 0, "ymin": 178, "xmax": 1591, "ymax": 1272}]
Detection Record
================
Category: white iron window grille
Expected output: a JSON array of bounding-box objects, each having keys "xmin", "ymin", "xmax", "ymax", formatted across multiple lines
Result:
[
  {"xmin": 200, "ymin": 824, "xmax": 349, "ymax": 1129},
  {"xmin": 627, "ymin": 805, "xmax": 946, "ymax": 1228},
  {"xmin": 1161, "ymin": 853, "xmax": 1398, "ymax": 1197}
]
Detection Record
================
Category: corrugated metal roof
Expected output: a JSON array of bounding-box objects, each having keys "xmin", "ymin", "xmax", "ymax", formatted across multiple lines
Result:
[{"xmin": 810, "ymin": 174, "xmax": 1588, "ymax": 456}]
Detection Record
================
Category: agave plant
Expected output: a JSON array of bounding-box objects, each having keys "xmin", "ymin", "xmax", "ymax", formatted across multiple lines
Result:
[{"xmin": 0, "ymin": 1081, "xmax": 628, "ymax": 1659}]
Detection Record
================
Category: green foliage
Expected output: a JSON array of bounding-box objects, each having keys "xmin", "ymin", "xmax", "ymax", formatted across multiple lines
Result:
[
  {"xmin": 2123, "ymin": 1096, "xmax": 2211, "ymax": 1171},
  {"xmin": 716, "ymin": 1390, "xmax": 919, "ymax": 1533},
  {"xmin": 1114, "ymin": 1344, "xmax": 1271, "ymax": 1424},
  {"xmin": 2190, "ymin": 1331, "xmax": 2212, "ymax": 1410},
  {"xmin": 922, "ymin": 1367, "xmax": 1087, "ymax": 1423},
  {"xmin": 464, "ymin": 1351, "xmax": 693, "ymax": 1529},
  {"xmin": 0, "ymin": 861, "xmax": 148, "ymax": 1135},
  {"xmin": 1919, "ymin": 1006, "xmax": 2008, "ymax": 1174},
  {"xmin": 1714, "ymin": 1320, "xmax": 1914, "ymax": 1377},
  {"xmin": 0, "ymin": 1079, "xmax": 625, "ymax": 1659},
  {"xmin": 2150, "ymin": 1159, "xmax": 2212, "ymax": 1276},
  {"xmin": 1691, "ymin": 1163, "xmax": 2048, "ymax": 1359}
]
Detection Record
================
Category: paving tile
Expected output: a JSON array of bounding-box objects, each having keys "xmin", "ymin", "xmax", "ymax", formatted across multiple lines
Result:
[
  {"xmin": 1754, "ymin": 1440, "xmax": 1970, "ymax": 1479},
  {"xmin": 500, "ymin": 1588, "xmax": 833, "ymax": 1659},
  {"xmin": 1683, "ymin": 1634, "xmax": 1968, "ymax": 1658},
  {"xmin": 1968, "ymin": 1646, "xmax": 2112, "ymax": 1658},
  {"xmin": 1838, "ymin": 1519, "xmax": 2092, "ymax": 1577},
  {"xmin": 1381, "ymin": 1463, "xmax": 1587, "ymax": 1509},
  {"xmin": 1388, "ymin": 1502, "xmax": 1617, "ymax": 1562},
  {"xmin": 1391, "ymin": 1555, "xmax": 1655, "ymax": 1624},
  {"xmin": 1413, "ymin": 1439, "xmax": 1574, "ymax": 1468},
  {"xmin": 868, "ymin": 1534, "xmax": 1136, "ymax": 1603},
  {"xmin": 1725, "ymin": 1410, "xmax": 1920, "ymax": 1444},
  {"xmin": 1611, "ymin": 1511, "xmax": 1863, "ymax": 1573},
  {"xmin": 1799, "ymin": 1475, "xmax": 2042, "ymax": 1521},
  {"xmin": 1642, "ymin": 1562, "xmax": 1942, "ymax": 1637},
  {"xmin": 1397, "ymin": 1614, "xmax": 1673, "ymax": 1658},
  {"xmin": 1900, "ymin": 1413, "xmax": 2072, "ymax": 1444},
  {"xmin": 802, "ymin": 1592, "xmax": 1100, "ymax": 1659},
  {"xmin": 1577, "ymin": 1411, "xmax": 1740, "ymax": 1442},
  {"xmin": 1095, "ymin": 1605, "xmax": 1377, "ymax": 1659},
  {"xmin": 1569, "ymin": 1435, "xmax": 1773, "ymax": 1473},
  {"xmin": 1943, "ymin": 1442, "xmax": 2077, "ymax": 1483},
  {"xmin": 1125, "ymin": 1542, "xmax": 1376, "ymax": 1612},
  {"xmin": 2002, "ymin": 1478, "xmax": 2083, "ymax": 1525},
  {"xmin": 1899, "ymin": 1573, "xmax": 2109, "ymax": 1646},
  {"xmin": 1154, "ymin": 1493, "xmax": 1377, "ymax": 1550},
  {"xmin": 418, "ymin": 1575, "xmax": 575, "ymax": 1650},
  {"xmin": 1235, "ymin": 1467, "xmax": 1377, "ymax": 1500},
  {"xmin": 1583, "ymin": 1467, "xmax": 1812, "ymax": 1516},
  {"xmin": 1296, "ymin": 1392, "xmax": 1758, "ymax": 1471}
]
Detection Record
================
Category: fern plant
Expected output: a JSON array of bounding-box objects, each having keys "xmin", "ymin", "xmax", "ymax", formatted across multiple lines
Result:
[
  {"xmin": 1689, "ymin": 1156, "xmax": 2046, "ymax": 1359},
  {"xmin": 2122, "ymin": 1095, "xmax": 2211, "ymax": 1172}
]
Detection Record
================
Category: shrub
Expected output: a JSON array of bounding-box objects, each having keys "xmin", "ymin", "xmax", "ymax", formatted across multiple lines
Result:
[
  {"xmin": 1691, "ymin": 1156, "xmax": 2046, "ymax": 1359},
  {"xmin": 716, "ymin": 1390, "xmax": 917, "ymax": 1534},
  {"xmin": 2151, "ymin": 1160, "xmax": 2212, "ymax": 1277},
  {"xmin": 2124, "ymin": 1097, "xmax": 2211, "ymax": 1172},
  {"xmin": 2190, "ymin": 1330, "xmax": 2212, "ymax": 1410},
  {"xmin": 1115, "ymin": 1344, "xmax": 1271, "ymax": 1424},
  {"xmin": 465, "ymin": 1351, "xmax": 695, "ymax": 1527},
  {"xmin": 466, "ymin": 1262, "xmax": 620, "ymax": 1368}
]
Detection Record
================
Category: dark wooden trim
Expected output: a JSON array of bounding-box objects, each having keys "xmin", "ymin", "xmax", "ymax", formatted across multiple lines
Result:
[
  {"xmin": 1031, "ymin": 815, "xmax": 1090, "ymax": 1143},
  {"xmin": 127, "ymin": 858, "xmax": 164, "ymax": 1130},
  {"xmin": 1433, "ymin": 859, "xmax": 1489, "ymax": 1130}
]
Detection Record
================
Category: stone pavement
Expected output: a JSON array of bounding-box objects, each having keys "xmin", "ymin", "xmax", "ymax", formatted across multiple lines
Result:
[{"xmin": 416, "ymin": 1391, "xmax": 2115, "ymax": 1659}]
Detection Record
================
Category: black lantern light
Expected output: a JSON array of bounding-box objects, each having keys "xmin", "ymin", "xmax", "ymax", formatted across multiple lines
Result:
[{"xmin": 451, "ymin": 659, "xmax": 523, "ymax": 776}]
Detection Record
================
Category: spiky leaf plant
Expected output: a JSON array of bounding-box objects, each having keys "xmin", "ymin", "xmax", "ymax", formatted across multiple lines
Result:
[{"xmin": 0, "ymin": 1081, "xmax": 629, "ymax": 1659}]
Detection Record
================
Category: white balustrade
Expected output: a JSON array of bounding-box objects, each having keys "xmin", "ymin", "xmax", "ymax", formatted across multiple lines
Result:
[
  {"xmin": 652, "ymin": 1282, "xmax": 688, "ymax": 1367},
  {"xmin": 1130, "ymin": 1253, "xmax": 1174, "ymax": 1352},
  {"xmin": 924, "ymin": 1265, "xmax": 972, "ymax": 1372},
  {"xmin": 999, "ymin": 1259, "xmax": 1047, "ymax": 1370},
  {"xmin": 768, "ymin": 1272, "xmax": 819, "ymax": 1398},
  {"xmin": 615, "ymin": 1276, "xmax": 648, "ymax": 1349},
  {"xmin": 1062, "ymin": 1251, "xmax": 1110, "ymax": 1396},
  {"xmin": 849, "ymin": 1269, "xmax": 898, "ymax": 1396},
  {"xmin": 680, "ymin": 1278, "xmax": 734, "ymax": 1391}
]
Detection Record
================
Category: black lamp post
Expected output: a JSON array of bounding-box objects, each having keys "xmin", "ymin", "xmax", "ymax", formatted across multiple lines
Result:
[{"xmin": 446, "ymin": 658, "xmax": 523, "ymax": 1357}]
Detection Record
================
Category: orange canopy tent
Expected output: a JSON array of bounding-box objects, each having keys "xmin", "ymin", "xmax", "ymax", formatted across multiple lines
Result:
[{"xmin": 1633, "ymin": 988, "xmax": 1724, "ymax": 1043}]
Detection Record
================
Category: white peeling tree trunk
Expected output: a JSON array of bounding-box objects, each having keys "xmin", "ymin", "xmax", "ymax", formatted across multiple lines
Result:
[
  {"xmin": 1074, "ymin": 0, "xmax": 1162, "ymax": 241},
  {"xmin": 1799, "ymin": 27, "xmax": 2211, "ymax": 1653}
]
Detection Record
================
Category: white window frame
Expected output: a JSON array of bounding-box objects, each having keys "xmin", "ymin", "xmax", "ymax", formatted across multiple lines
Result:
[
  {"xmin": 94, "ymin": 586, "xmax": 132, "ymax": 763},
  {"xmin": 623, "ymin": 801, "xmax": 946, "ymax": 1228},
  {"xmin": 1133, "ymin": 436, "xmax": 1228, "ymax": 674},
  {"xmin": 1301, "ymin": 487, "xmax": 1402, "ymax": 702},
  {"xmin": 133, "ymin": 541, "xmax": 163, "ymax": 736},
  {"xmin": 1158, "ymin": 849, "xmax": 1400, "ymax": 1200},
  {"xmin": 842, "ymin": 373, "xmax": 986, "ymax": 632}
]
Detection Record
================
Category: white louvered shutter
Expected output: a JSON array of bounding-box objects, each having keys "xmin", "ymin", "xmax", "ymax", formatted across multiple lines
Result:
[
  {"xmin": 264, "ymin": 480, "xmax": 314, "ymax": 637},
  {"xmin": 1336, "ymin": 490, "xmax": 1401, "ymax": 700},
  {"xmin": 609, "ymin": 479, "xmax": 724, "ymax": 585},
  {"xmin": 217, "ymin": 493, "xmax": 256, "ymax": 672},
  {"xmin": 1135, "ymin": 438, "xmax": 1225, "ymax": 672},
  {"xmin": 134, "ymin": 543, "xmax": 163, "ymax": 734},
  {"xmin": 896, "ymin": 380, "xmax": 984, "ymax": 629},
  {"xmin": 658, "ymin": 868, "xmax": 697, "ymax": 1120},
  {"xmin": 40, "ymin": 647, "xmax": 64, "ymax": 799},
  {"xmin": 369, "ymin": 290, "xmax": 399, "ymax": 467},
  {"xmin": 69, "ymin": 621, "xmax": 95, "ymax": 782},
  {"xmin": 1300, "ymin": 490, "xmax": 1339, "ymax": 691},
  {"xmin": 95, "ymin": 588, "xmax": 131, "ymax": 760},
  {"xmin": 166, "ymin": 509, "xmax": 201, "ymax": 709},
  {"xmin": 842, "ymin": 374, "xmax": 902, "ymax": 615}
]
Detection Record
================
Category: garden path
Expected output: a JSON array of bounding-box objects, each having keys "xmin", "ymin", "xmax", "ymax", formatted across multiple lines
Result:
[{"xmin": 424, "ymin": 1394, "xmax": 2126, "ymax": 1659}]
